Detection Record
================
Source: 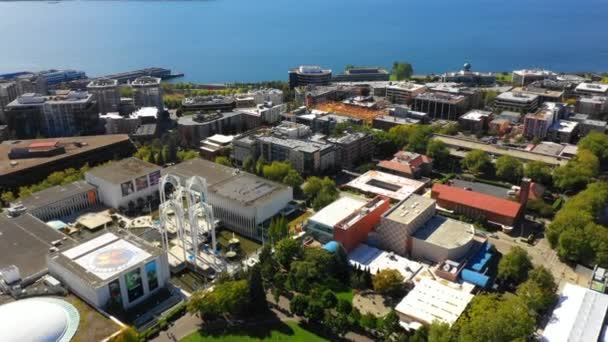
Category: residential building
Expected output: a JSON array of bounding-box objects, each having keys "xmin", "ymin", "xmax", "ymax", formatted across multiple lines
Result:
[
  {"xmin": 327, "ymin": 132, "xmax": 374, "ymax": 169},
  {"xmin": 40, "ymin": 69, "xmax": 86, "ymax": 86},
  {"xmin": 378, "ymin": 151, "xmax": 432, "ymax": 179},
  {"xmin": 0, "ymin": 134, "xmax": 135, "ymax": 189},
  {"xmin": 488, "ymin": 118, "xmax": 510, "ymax": 135},
  {"xmin": 0, "ymin": 81, "xmax": 18, "ymax": 122},
  {"xmin": 272, "ymin": 121, "xmax": 311, "ymax": 139},
  {"xmin": 431, "ymin": 183, "xmax": 524, "ymax": 229},
  {"xmin": 181, "ymin": 95, "xmax": 236, "ymax": 113},
  {"xmin": 426, "ymin": 82, "xmax": 484, "ymax": 110},
  {"xmin": 412, "ymin": 92, "xmax": 468, "ymax": 121},
  {"xmin": 522, "ymin": 102, "xmax": 564, "ymax": 140},
  {"xmin": 512, "ymin": 69, "xmax": 556, "ymax": 86},
  {"xmin": 441, "ymin": 63, "xmax": 495, "ymax": 85},
  {"xmin": 574, "ymin": 82, "xmax": 608, "ymax": 97},
  {"xmin": 246, "ymin": 88, "xmax": 284, "ymax": 105},
  {"xmin": 100, "ymin": 113, "xmax": 140, "ymax": 135},
  {"xmin": 256, "ymin": 135, "xmax": 336, "ymax": 175},
  {"xmin": 87, "ymin": 78, "xmax": 120, "ymax": 114},
  {"xmin": 5, "ymin": 91, "xmax": 99, "ymax": 139},
  {"xmin": 295, "ymin": 110, "xmax": 362, "ymax": 135},
  {"xmin": 131, "ymin": 76, "xmax": 163, "ymax": 111},
  {"xmin": 494, "ymin": 91, "xmax": 539, "ymax": 113},
  {"xmin": 372, "ymin": 115, "xmax": 420, "ymax": 130},
  {"xmin": 547, "ymin": 120, "xmax": 578, "ymax": 143},
  {"xmin": 346, "ymin": 170, "xmax": 426, "ymax": 201},
  {"xmin": 238, "ymin": 102, "xmax": 286, "ymax": 124},
  {"xmin": 295, "ymin": 84, "xmax": 358, "ymax": 105},
  {"xmin": 579, "ymin": 119, "xmax": 607, "ymax": 136},
  {"xmin": 332, "ymin": 67, "xmax": 390, "ymax": 82},
  {"xmin": 84, "ymin": 157, "xmax": 162, "ymax": 211},
  {"xmin": 542, "ymin": 283, "xmax": 608, "ymax": 342},
  {"xmin": 575, "ymin": 96, "xmax": 608, "ymax": 117},
  {"xmin": 48, "ymin": 232, "xmax": 170, "ymax": 310},
  {"xmin": 200, "ymin": 134, "xmax": 233, "ymax": 161},
  {"xmin": 288, "ymin": 65, "xmax": 332, "ymax": 89},
  {"xmin": 511, "ymin": 86, "xmax": 564, "ymax": 104},
  {"xmin": 15, "ymin": 73, "xmax": 48, "ymax": 95},
  {"xmin": 177, "ymin": 111, "xmax": 250, "ymax": 147},
  {"xmin": 164, "ymin": 158, "xmax": 293, "ymax": 241},
  {"xmin": 385, "ymin": 82, "xmax": 427, "ymax": 105},
  {"xmin": 19, "ymin": 180, "xmax": 99, "ymax": 222},
  {"xmin": 458, "ymin": 110, "xmax": 491, "ymax": 132}
]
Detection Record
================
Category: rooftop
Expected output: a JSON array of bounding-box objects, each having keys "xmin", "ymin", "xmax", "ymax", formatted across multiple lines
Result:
[
  {"xmin": 496, "ymin": 91, "xmax": 539, "ymax": 103},
  {"xmin": 511, "ymin": 86, "xmax": 564, "ymax": 98},
  {"xmin": 0, "ymin": 135, "xmax": 132, "ymax": 177},
  {"xmin": 346, "ymin": 170, "xmax": 426, "ymax": 201},
  {"xmin": 575, "ymin": 82, "xmax": 608, "ymax": 93},
  {"xmin": 336, "ymin": 196, "xmax": 390, "ymax": 231},
  {"xmin": 460, "ymin": 110, "xmax": 492, "ymax": 121},
  {"xmin": 412, "ymin": 215, "xmax": 475, "ymax": 250},
  {"xmin": 308, "ymin": 196, "xmax": 368, "ymax": 228},
  {"xmin": 384, "ymin": 194, "xmax": 436, "ymax": 226},
  {"xmin": 348, "ymin": 244, "xmax": 424, "ymax": 282},
  {"xmin": 8, "ymin": 91, "xmax": 92, "ymax": 107},
  {"xmin": 182, "ymin": 95, "xmax": 235, "ymax": 106},
  {"xmin": 19, "ymin": 180, "xmax": 96, "ymax": 212},
  {"xmin": 513, "ymin": 69, "xmax": 556, "ymax": 77},
  {"xmin": 415, "ymin": 91, "xmax": 466, "ymax": 104},
  {"xmin": 0, "ymin": 214, "xmax": 75, "ymax": 279},
  {"xmin": 178, "ymin": 110, "xmax": 242, "ymax": 126},
  {"xmin": 131, "ymin": 76, "xmax": 161, "ymax": 86},
  {"xmin": 396, "ymin": 278, "xmax": 474, "ymax": 325},
  {"xmin": 542, "ymin": 283, "xmax": 608, "ymax": 342},
  {"xmin": 209, "ymin": 172, "xmax": 288, "ymax": 206},
  {"xmin": 85, "ymin": 157, "xmax": 160, "ymax": 184},
  {"xmin": 432, "ymin": 183, "xmax": 523, "ymax": 219},
  {"xmin": 550, "ymin": 120, "xmax": 578, "ymax": 134},
  {"xmin": 257, "ymin": 135, "xmax": 332, "ymax": 153},
  {"xmin": 162, "ymin": 158, "xmax": 235, "ymax": 186},
  {"xmin": 87, "ymin": 78, "xmax": 118, "ymax": 88},
  {"xmin": 532, "ymin": 142, "xmax": 566, "ymax": 156},
  {"xmin": 374, "ymin": 115, "xmax": 421, "ymax": 125},
  {"xmin": 291, "ymin": 65, "xmax": 332, "ymax": 75},
  {"xmin": 386, "ymin": 82, "xmax": 426, "ymax": 92}
]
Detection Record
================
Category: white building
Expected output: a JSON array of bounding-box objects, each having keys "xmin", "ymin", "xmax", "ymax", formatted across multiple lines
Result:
[
  {"xmin": 85, "ymin": 157, "xmax": 162, "ymax": 211},
  {"xmin": 574, "ymin": 82, "xmax": 608, "ymax": 97},
  {"xmin": 348, "ymin": 244, "xmax": 424, "ymax": 282},
  {"xmin": 131, "ymin": 76, "xmax": 163, "ymax": 111},
  {"xmin": 164, "ymin": 158, "xmax": 293, "ymax": 241},
  {"xmin": 542, "ymin": 283, "xmax": 608, "ymax": 342},
  {"xmin": 48, "ymin": 232, "xmax": 170, "ymax": 310},
  {"xmin": 307, "ymin": 196, "xmax": 368, "ymax": 241},
  {"xmin": 19, "ymin": 180, "xmax": 99, "ymax": 222},
  {"xmin": 512, "ymin": 69, "xmax": 556, "ymax": 86}
]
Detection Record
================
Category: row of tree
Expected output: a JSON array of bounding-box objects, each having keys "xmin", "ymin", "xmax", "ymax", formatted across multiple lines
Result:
[{"xmin": 134, "ymin": 133, "xmax": 198, "ymax": 166}]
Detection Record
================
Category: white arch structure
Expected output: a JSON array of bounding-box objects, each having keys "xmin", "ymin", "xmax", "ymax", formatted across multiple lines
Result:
[{"xmin": 158, "ymin": 173, "xmax": 217, "ymax": 270}]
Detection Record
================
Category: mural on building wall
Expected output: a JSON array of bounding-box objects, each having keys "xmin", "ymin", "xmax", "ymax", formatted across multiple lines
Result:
[
  {"xmin": 149, "ymin": 170, "xmax": 161, "ymax": 186},
  {"xmin": 146, "ymin": 260, "xmax": 158, "ymax": 291},
  {"xmin": 121, "ymin": 181, "xmax": 135, "ymax": 197},
  {"xmin": 135, "ymin": 176, "xmax": 149, "ymax": 191}
]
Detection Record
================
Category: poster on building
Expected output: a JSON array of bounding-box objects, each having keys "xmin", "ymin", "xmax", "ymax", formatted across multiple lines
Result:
[
  {"xmin": 135, "ymin": 176, "xmax": 149, "ymax": 191},
  {"xmin": 146, "ymin": 260, "xmax": 158, "ymax": 291},
  {"xmin": 121, "ymin": 181, "xmax": 135, "ymax": 197},
  {"xmin": 125, "ymin": 268, "xmax": 144, "ymax": 302},
  {"xmin": 149, "ymin": 170, "xmax": 161, "ymax": 186}
]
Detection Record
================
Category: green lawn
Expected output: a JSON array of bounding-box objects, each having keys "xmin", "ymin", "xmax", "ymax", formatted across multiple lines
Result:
[
  {"xmin": 181, "ymin": 321, "xmax": 327, "ymax": 342},
  {"xmin": 335, "ymin": 289, "xmax": 355, "ymax": 303}
]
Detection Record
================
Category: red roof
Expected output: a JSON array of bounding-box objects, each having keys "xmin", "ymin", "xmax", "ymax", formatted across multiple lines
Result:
[
  {"xmin": 378, "ymin": 160, "xmax": 412, "ymax": 174},
  {"xmin": 432, "ymin": 183, "xmax": 522, "ymax": 219},
  {"xmin": 28, "ymin": 141, "xmax": 59, "ymax": 149}
]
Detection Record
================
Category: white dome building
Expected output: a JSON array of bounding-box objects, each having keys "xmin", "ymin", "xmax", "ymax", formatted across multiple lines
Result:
[{"xmin": 0, "ymin": 297, "xmax": 79, "ymax": 342}]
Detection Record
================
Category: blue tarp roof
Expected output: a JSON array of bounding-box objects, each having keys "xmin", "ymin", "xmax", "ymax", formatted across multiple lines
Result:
[
  {"xmin": 467, "ymin": 242, "xmax": 493, "ymax": 272},
  {"xmin": 322, "ymin": 241, "xmax": 340, "ymax": 254},
  {"xmin": 461, "ymin": 269, "xmax": 490, "ymax": 288}
]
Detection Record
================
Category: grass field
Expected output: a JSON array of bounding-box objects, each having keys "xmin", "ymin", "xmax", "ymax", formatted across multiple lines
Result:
[
  {"xmin": 181, "ymin": 321, "xmax": 327, "ymax": 342},
  {"xmin": 335, "ymin": 289, "xmax": 355, "ymax": 303}
]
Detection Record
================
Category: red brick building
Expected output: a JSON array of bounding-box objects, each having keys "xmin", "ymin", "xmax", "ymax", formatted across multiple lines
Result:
[
  {"xmin": 333, "ymin": 196, "xmax": 391, "ymax": 251},
  {"xmin": 378, "ymin": 151, "xmax": 432, "ymax": 179},
  {"xmin": 431, "ymin": 183, "xmax": 523, "ymax": 228}
]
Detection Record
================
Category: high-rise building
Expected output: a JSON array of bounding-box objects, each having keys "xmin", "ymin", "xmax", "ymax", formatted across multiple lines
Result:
[
  {"xmin": 288, "ymin": 65, "xmax": 332, "ymax": 89},
  {"xmin": 0, "ymin": 81, "xmax": 18, "ymax": 123},
  {"xmin": 87, "ymin": 78, "xmax": 120, "ymax": 114},
  {"xmin": 132, "ymin": 76, "xmax": 163, "ymax": 111}
]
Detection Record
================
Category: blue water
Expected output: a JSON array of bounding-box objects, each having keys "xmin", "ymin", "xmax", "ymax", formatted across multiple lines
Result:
[{"xmin": 1, "ymin": 0, "xmax": 607, "ymax": 83}]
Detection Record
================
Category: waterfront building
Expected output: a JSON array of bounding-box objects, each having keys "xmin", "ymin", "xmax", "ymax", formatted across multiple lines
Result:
[
  {"xmin": 177, "ymin": 110, "xmax": 250, "ymax": 147},
  {"xmin": 87, "ymin": 78, "xmax": 120, "ymax": 114},
  {"xmin": 332, "ymin": 67, "xmax": 390, "ymax": 82},
  {"xmin": 5, "ymin": 91, "xmax": 99, "ymax": 139},
  {"xmin": 131, "ymin": 76, "xmax": 163, "ymax": 111},
  {"xmin": 40, "ymin": 69, "xmax": 86, "ymax": 86},
  {"xmin": 440, "ymin": 63, "xmax": 495, "ymax": 85},
  {"xmin": 181, "ymin": 95, "xmax": 236, "ymax": 113},
  {"xmin": 385, "ymin": 82, "xmax": 427, "ymax": 105},
  {"xmin": 494, "ymin": 91, "xmax": 539, "ymax": 113},
  {"xmin": 512, "ymin": 69, "xmax": 557, "ymax": 86},
  {"xmin": 0, "ymin": 81, "xmax": 18, "ymax": 122},
  {"xmin": 288, "ymin": 65, "xmax": 332, "ymax": 89}
]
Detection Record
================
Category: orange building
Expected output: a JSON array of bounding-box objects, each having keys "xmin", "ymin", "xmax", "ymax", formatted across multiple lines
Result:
[{"xmin": 333, "ymin": 196, "xmax": 391, "ymax": 251}]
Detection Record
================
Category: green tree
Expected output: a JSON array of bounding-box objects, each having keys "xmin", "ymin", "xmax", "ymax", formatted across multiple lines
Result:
[
  {"xmin": 119, "ymin": 86, "xmax": 133, "ymax": 98},
  {"xmin": 336, "ymin": 298, "xmax": 352, "ymax": 315},
  {"xmin": 282, "ymin": 169, "xmax": 304, "ymax": 192},
  {"xmin": 553, "ymin": 149, "xmax": 599, "ymax": 191},
  {"xmin": 1, "ymin": 191, "xmax": 15, "ymax": 204},
  {"xmin": 215, "ymin": 156, "xmax": 232, "ymax": 167},
  {"xmin": 304, "ymin": 301, "xmax": 324, "ymax": 323},
  {"xmin": 325, "ymin": 311, "xmax": 349, "ymax": 337},
  {"xmin": 242, "ymin": 155, "xmax": 255, "ymax": 173},
  {"xmin": 290, "ymin": 294, "xmax": 309, "ymax": 316},
  {"xmin": 484, "ymin": 90, "xmax": 499, "ymax": 107},
  {"xmin": 255, "ymin": 155, "xmax": 266, "ymax": 175},
  {"xmin": 268, "ymin": 216, "xmax": 289, "ymax": 244},
  {"xmin": 372, "ymin": 269, "xmax": 404, "ymax": 297},
  {"xmin": 320, "ymin": 290, "xmax": 338, "ymax": 309},
  {"xmin": 248, "ymin": 265, "xmax": 268, "ymax": 314},
  {"xmin": 456, "ymin": 294, "xmax": 535, "ymax": 342},
  {"xmin": 391, "ymin": 61, "xmax": 414, "ymax": 80},
  {"xmin": 427, "ymin": 139, "xmax": 450, "ymax": 169},
  {"xmin": 524, "ymin": 161, "xmax": 553, "ymax": 185},
  {"xmin": 312, "ymin": 187, "xmax": 338, "ymax": 211},
  {"xmin": 516, "ymin": 277, "xmax": 556, "ymax": 314},
  {"xmin": 303, "ymin": 176, "xmax": 323, "ymax": 199},
  {"xmin": 177, "ymin": 149, "xmax": 198, "ymax": 161},
  {"xmin": 263, "ymin": 161, "xmax": 292, "ymax": 182},
  {"xmin": 274, "ymin": 237, "xmax": 302, "ymax": 270},
  {"xmin": 495, "ymin": 155, "xmax": 524, "ymax": 182},
  {"xmin": 528, "ymin": 266, "xmax": 557, "ymax": 292},
  {"xmin": 427, "ymin": 322, "xmax": 454, "ymax": 342},
  {"xmin": 461, "ymin": 149, "xmax": 492, "ymax": 175},
  {"xmin": 379, "ymin": 310, "xmax": 401, "ymax": 339},
  {"xmin": 188, "ymin": 279, "xmax": 249, "ymax": 319},
  {"xmin": 578, "ymin": 132, "xmax": 608, "ymax": 165},
  {"xmin": 360, "ymin": 312, "xmax": 378, "ymax": 331},
  {"xmin": 558, "ymin": 228, "xmax": 592, "ymax": 263},
  {"xmin": 497, "ymin": 246, "xmax": 533, "ymax": 286}
]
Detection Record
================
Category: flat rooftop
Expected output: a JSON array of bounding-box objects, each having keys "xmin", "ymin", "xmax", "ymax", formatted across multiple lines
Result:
[
  {"xmin": 0, "ymin": 214, "xmax": 75, "ymax": 279},
  {"xmin": 395, "ymin": 278, "xmax": 474, "ymax": 325},
  {"xmin": 348, "ymin": 244, "xmax": 424, "ymax": 282},
  {"xmin": 511, "ymin": 86, "xmax": 563, "ymax": 98},
  {"xmin": 386, "ymin": 82, "xmax": 426, "ymax": 92},
  {"xmin": 412, "ymin": 216, "xmax": 475, "ymax": 250},
  {"xmin": 162, "ymin": 158, "xmax": 235, "ymax": 186},
  {"xmin": 309, "ymin": 196, "xmax": 367, "ymax": 228},
  {"xmin": 346, "ymin": 170, "xmax": 426, "ymax": 201},
  {"xmin": 19, "ymin": 180, "xmax": 96, "ymax": 212},
  {"xmin": 385, "ymin": 194, "xmax": 436, "ymax": 226},
  {"xmin": 542, "ymin": 283, "xmax": 608, "ymax": 342},
  {"xmin": 210, "ymin": 173, "xmax": 288, "ymax": 207},
  {"xmin": 531, "ymin": 142, "xmax": 565, "ymax": 156},
  {"xmin": 415, "ymin": 92, "xmax": 465, "ymax": 104},
  {"xmin": 86, "ymin": 157, "xmax": 160, "ymax": 184},
  {"xmin": 496, "ymin": 91, "xmax": 538, "ymax": 103},
  {"xmin": 575, "ymin": 82, "xmax": 608, "ymax": 93},
  {"xmin": 0, "ymin": 135, "xmax": 132, "ymax": 177},
  {"xmin": 460, "ymin": 110, "xmax": 491, "ymax": 121},
  {"xmin": 550, "ymin": 120, "xmax": 578, "ymax": 134},
  {"xmin": 51, "ymin": 232, "xmax": 159, "ymax": 287}
]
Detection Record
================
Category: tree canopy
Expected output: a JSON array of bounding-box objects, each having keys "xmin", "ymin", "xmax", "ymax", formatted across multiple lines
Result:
[
  {"xmin": 426, "ymin": 139, "xmax": 450, "ymax": 169},
  {"xmin": 553, "ymin": 149, "xmax": 599, "ymax": 191},
  {"xmin": 495, "ymin": 155, "xmax": 524, "ymax": 183},
  {"xmin": 372, "ymin": 269, "xmax": 404, "ymax": 297},
  {"xmin": 524, "ymin": 160, "xmax": 553, "ymax": 185},
  {"xmin": 578, "ymin": 132, "xmax": 608, "ymax": 166},
  {"xmin": 391, "ymin": 61, "xmax": 414, "ymax": 80},
  {"xmin": 461, "ymin": 149, "xmax": 492, "ymax": 175},
  {"xmin": 497, "ymin": 246, "xmax": 533, "ymax": 286}
]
